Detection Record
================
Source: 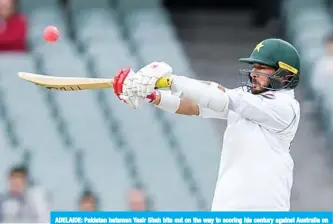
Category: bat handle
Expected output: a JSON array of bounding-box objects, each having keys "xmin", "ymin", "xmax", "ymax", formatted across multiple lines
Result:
[{"xmin": 155, "ymin": 76, "xmax": 173, "ymax": 89}]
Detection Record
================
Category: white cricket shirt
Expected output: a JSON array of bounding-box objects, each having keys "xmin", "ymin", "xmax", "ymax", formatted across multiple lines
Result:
[{"xmin": 199, "ymin": 87, "xmax": 300, "ymax": 211}]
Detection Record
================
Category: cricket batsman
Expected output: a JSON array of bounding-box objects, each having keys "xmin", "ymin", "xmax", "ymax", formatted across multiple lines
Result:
[{"xmin": 112, "ymin": 38, "xmax": 301, "ymax": 211}]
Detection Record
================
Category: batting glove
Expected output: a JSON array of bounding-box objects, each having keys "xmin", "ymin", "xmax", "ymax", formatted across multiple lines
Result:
[
  {"xmin": 134, "ymin": 61, "xmax": 173, "ymax": 98},
  {"xmin": 113, "ymin": 68, "xmax": 142, "ymax": 109}
]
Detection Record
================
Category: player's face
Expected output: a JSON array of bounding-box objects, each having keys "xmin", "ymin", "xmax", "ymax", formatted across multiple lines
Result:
[
  {"xmin": 79, "ymin": 196, "xmax": 96, "ymax": 211},
  {"xmin": 326, "ymin": 41, "xmax": 333, "ymax": 55},
  {"xmin": 9, "ymin": 172, "xmax": 26, "ymax": 194},
  {"xmin": 0, "ymin": 0, "xmax": 14, "ymax": 19},
  {"xmin": 250, "ymin": 64, "xmax": 276, "ymax": 94}
]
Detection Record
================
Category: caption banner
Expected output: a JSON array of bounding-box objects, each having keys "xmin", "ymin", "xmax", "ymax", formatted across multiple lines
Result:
[{"xmin": 51, "ymin": 212, "xmax": 332, "ymax": 224}]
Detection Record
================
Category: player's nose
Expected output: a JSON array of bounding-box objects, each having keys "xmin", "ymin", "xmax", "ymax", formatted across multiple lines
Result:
[
  {"xmin": 250, "ymin": 67, "xmax": 260, "ymax": 77},
  {"xmin": 250, "ymin": 72, "xmax": 258, "ymax": 79}
]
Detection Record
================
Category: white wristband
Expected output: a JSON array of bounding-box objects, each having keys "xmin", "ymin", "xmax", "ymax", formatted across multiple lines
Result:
[{"xmin": 154, "ymin": 90, "xmax": 181, "ymax": 113}]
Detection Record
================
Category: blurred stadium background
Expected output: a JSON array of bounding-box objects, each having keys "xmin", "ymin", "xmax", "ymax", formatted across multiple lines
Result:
[{"xmin": 0, "ymin": 0, "xmax": 332, "ymax": 221}]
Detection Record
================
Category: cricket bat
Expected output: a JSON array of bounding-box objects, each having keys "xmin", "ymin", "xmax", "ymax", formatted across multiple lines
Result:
[{"xmin": 18, "ymin": 72, "xmax": 173, "ymax": 91}]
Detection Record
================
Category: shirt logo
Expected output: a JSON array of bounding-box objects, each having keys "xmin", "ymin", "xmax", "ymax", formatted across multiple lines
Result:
[
  {"xmin": 151, "ymin": 63, "xmax": 158, "ymax": 69},
  {"xmin": 261, "ymin": 92, "xmax": 276, "ymax": 99}
]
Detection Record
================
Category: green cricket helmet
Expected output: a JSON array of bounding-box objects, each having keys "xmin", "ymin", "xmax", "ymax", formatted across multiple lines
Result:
[{"xmin": 238, "ymin": 38, "xmax": 300, "ymax": 91}]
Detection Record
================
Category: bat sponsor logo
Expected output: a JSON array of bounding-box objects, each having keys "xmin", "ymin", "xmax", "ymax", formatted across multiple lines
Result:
[{"xmin": 38, "ymin": 85, "xmax": 82, "ymax": 91}]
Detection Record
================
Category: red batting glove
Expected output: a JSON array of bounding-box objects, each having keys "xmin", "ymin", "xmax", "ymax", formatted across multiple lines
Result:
[
  {"xmin": 113, "ymin": 68, "xmax": 130, "ymax": 97},
  {"xmin": 113, "ymin": 68, "xmax": 131, "ymax": 103},
  {"xmin": 113, "ymin": 67, "xmax": 157, "ymax": 103}
]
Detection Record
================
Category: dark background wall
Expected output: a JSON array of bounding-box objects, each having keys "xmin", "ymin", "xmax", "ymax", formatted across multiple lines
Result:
[
  {"xmin": 164, "ymin": 0, "xmax": 253, "ymax": 8},
  {"xmin": 164, "ymin": 0, "xmax": 281, "ymax": 27}
]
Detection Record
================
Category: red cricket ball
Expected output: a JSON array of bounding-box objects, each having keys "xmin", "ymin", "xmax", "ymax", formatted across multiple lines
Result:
[{"xmin": 43, "ymin": 25, "xmax": 59, "ymax": 43}]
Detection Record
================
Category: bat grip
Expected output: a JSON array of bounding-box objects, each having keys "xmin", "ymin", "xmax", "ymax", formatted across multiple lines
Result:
[{"xmin": 155, "ymin": 76, "xmax": 173, "ymax": 89}]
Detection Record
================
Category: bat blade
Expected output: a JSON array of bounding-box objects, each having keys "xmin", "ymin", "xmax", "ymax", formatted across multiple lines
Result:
[{"xmin": 18, "ymin": 72, "xmax": 114, "ymax": 91}]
